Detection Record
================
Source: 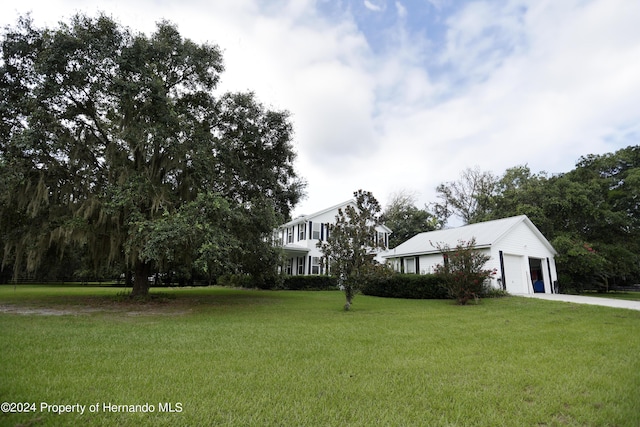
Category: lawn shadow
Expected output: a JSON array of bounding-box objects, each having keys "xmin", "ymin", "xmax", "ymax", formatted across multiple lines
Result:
[{"xmin": 0, "ymin": 286, "xmax": 284, "ymax": 316}]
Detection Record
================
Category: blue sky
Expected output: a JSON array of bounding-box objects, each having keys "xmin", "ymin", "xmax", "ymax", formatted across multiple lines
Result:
[{"xmin": 2, "ymin": 0, "xmax": 639, "ymax": 218}]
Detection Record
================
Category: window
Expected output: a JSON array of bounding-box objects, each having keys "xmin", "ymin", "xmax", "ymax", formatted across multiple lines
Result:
[
  {"xmin": 297, "ymin": 257, "xmax": 305, "ymax": 275},
  {"xmin": 312, "ymin": 222, "xmax": 321, "ymax": 240},
  {"xmin": 298, "ymin": 224, "xmax": 306, "ymax": 241},
  {"xmin": 286, "ymin": 258, "xmax": 293, "ymax": 275},
  {"xmin": 287, "ymin": 227, "xmax": 293, "ymax": 244},
  {"xmin": 405, "ymin": 258, "xmax": 415, "ymax": 274},
  {"xmin": 311, "ymin": 257, "xmax": 320, "ymax": 275}
]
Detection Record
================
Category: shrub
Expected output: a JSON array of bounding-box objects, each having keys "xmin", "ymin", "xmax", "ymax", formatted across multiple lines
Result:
[
  {"xmin": 361, "ymin": 273, "xmax": 449, "ymax": 299},
  {"xmin": 433, "ymin": 238, "xmax": 497, "ymax": 305},
  {"xmin": 280, "ymin": 275, "xmax": 339, "ymax": 291}
]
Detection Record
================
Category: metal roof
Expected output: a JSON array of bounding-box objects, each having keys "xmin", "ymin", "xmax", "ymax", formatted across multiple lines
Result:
[
  {"xmin": 383, "ymin": 215, "xmax": 555, "ymax": 258},
  {"xmin": 279, "ymin": 199, "xmax": 393, "ymax": 234},
  {"xmin": 280, "ymin": 199, "xmax": 354, "ymax": 228}
]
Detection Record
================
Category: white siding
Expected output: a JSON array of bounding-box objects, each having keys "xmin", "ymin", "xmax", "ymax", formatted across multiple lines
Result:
[
  {"xmin": 418, "ymin": 254, "xmax": 445, "ymax": 274},
  {"xmin": 494, "ymin": 222, "xmax": 558, "ymax": 293},
  {"xmin": 416, "ymin": 248, "xmax": 492, "ymax": 275},
  {"xmin": 495, "ymin": 222, "xmax": 552, "ymax": 258}
]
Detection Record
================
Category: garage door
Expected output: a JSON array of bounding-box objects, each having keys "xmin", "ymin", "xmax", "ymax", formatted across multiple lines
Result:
[{"xmin": 503, "ymin": 254, "xmax": 527, "ymax": 294}]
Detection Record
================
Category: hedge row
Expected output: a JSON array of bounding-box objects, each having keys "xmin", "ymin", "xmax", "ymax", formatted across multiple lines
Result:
[
  {"xmin": 217, "ymin": 274, "xmax": 339, "ymax": 291},
  {"xmin": 361, "ymin": 273, "xmax": 449, "ymax": 299},
  {"xmin": 281, "ymin": 275, "xmax": 338, "ymax": 291}
]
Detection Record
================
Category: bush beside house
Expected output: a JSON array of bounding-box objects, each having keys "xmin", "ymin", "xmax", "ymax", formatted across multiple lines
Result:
[
  {"xmin": 217, "ymin": 274, "xmax": 338, "ymax": 290},
  {"xmin": 218, "ymin": 270, "xmax": 507, "ymax": 301},
  {"xmin": 361, "ymin": 274, "xmax": 449, "ymax": 299},
  {"xmin": 280, "ymin": 275, "xmax": 339, "ymax": 290}
]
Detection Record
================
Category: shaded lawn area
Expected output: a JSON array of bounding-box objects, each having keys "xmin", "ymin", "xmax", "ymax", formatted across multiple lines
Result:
[{"xmin": 1, "ymin": 285, "xmax": 639, "ymax": 426}]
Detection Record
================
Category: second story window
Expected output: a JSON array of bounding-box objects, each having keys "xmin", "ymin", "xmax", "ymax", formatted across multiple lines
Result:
[
  {"xmin": 287, "ymin": 227, "xmax": 293, "ymax": 244},
  {"xmin": 377, "ymin": 231, "xmax": 387, "ymax": 248},
  {"xmin": 312, "ymin": 222, "xmax": 321, "ymax": 240},
  {"xmin": 298, "ymin": 224, "xmax": 306, "ymax": 241}
]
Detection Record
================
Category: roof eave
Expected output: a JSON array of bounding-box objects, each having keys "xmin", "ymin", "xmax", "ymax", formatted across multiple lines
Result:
[{"xmin": 383, "ymin": 244, "xmax": 492, "ymax": 259}]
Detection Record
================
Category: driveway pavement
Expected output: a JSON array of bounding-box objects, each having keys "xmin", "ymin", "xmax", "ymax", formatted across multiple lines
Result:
[{"xmin": 515, "ymin": 293, "xmax": 640, "ymax": 311}]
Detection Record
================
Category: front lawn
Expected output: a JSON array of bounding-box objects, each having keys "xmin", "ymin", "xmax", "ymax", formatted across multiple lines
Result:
[
  {"xmin": 580, "ymin": 290, "xmax": 640, "ymax": 301},
  {"xmin": 1, "ymin": 285, "xmax": 639, "ymax": 426}
]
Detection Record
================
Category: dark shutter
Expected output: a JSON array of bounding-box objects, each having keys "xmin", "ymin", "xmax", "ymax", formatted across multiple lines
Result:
[
  {"xmin": 320, "ymin": 224, "xmax": 324, "ymax": 241},
  {"xmin": 499, "ymin": 251, "xmax": 506, "ymax": 290},
  {"xmin": 546, "ymin": 258, "xmax": 553, "ymax": 294},
  {"xmin": 415, "ymin": 256, "xmax": 420, "ymax": 275}
]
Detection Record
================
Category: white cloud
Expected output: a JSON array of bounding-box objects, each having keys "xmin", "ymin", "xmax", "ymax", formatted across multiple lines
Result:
[
  {"xmin": 366, "ymin": 0, "xmax": 640, "ymax": 209},
  {"xmin": 363, "ymin": 0, "xmax": 385, "ymax": 12},
  {"xmin": 1, "ymin": 0, "xmax": 639, "ymax": 217},
  {"xmin": 395, "ymin": 1, "xmax": 407, "ymax": 18}
]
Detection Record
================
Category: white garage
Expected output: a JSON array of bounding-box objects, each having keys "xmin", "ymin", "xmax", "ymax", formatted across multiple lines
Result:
[{"xmin": 383, "ymin": 215, "xmax": 558, "ymax": 294}]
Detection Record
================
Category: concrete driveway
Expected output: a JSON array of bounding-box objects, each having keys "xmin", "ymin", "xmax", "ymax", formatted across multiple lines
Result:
[{"xmin": 515, "ymin": 293, "xmax": 640, "ymax": 311}]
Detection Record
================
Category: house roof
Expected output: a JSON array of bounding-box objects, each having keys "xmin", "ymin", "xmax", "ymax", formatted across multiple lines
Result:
[
  {"xmin": 383, "ymin": 215, "xmax": 555, "ymax": 258},
  {"xmin": 281, "ymin": 243, "xmax": 310, "ymax": 255},
  {"xmin": 279, "ymin": 199, "xmax": 393, "ymax": 235},
  {"xmin": 280, "ymin": 199, "xmax": 355, "ymax": 228}
]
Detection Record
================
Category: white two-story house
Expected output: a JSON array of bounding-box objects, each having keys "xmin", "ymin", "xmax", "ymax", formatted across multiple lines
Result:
[{"xmin": 275, "ymin": 200, "xmax": 392, "ymax": 276}]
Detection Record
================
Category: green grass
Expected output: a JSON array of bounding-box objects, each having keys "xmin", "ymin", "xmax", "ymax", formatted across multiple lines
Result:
[
  {"xmin": 1, "ymin": 285, "xmax": 639, "ymax": 426},
  {"xmin": 580, "ymin": 290, "xmax": 640, "ymax": 301}
]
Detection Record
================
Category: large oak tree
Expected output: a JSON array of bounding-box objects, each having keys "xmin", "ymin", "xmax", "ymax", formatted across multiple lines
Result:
[{"xmin": 0, "ymin": 14, "xmax": 304, "ymax": 295}]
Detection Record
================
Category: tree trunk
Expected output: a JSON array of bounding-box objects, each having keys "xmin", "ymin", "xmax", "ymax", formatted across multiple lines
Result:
[
  {"xmin": 131, "ymin": 260, "xmax": 151, "ymax": 297},
  {"xmin": 344, "ymin": 288, "xmax": 353, "ymax": 311},
  {"xmin": 125, "ymin": 270, "xmax": 133, "ymax": 287}
]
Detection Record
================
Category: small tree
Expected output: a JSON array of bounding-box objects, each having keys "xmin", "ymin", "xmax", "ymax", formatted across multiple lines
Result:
[
  {"xmin": 433, "ymin": 238, "xmax": 496, "ymax": 305},
  {"xmin": 318, "ymin": 190, "xmax": 385, "ymax": 310}
]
